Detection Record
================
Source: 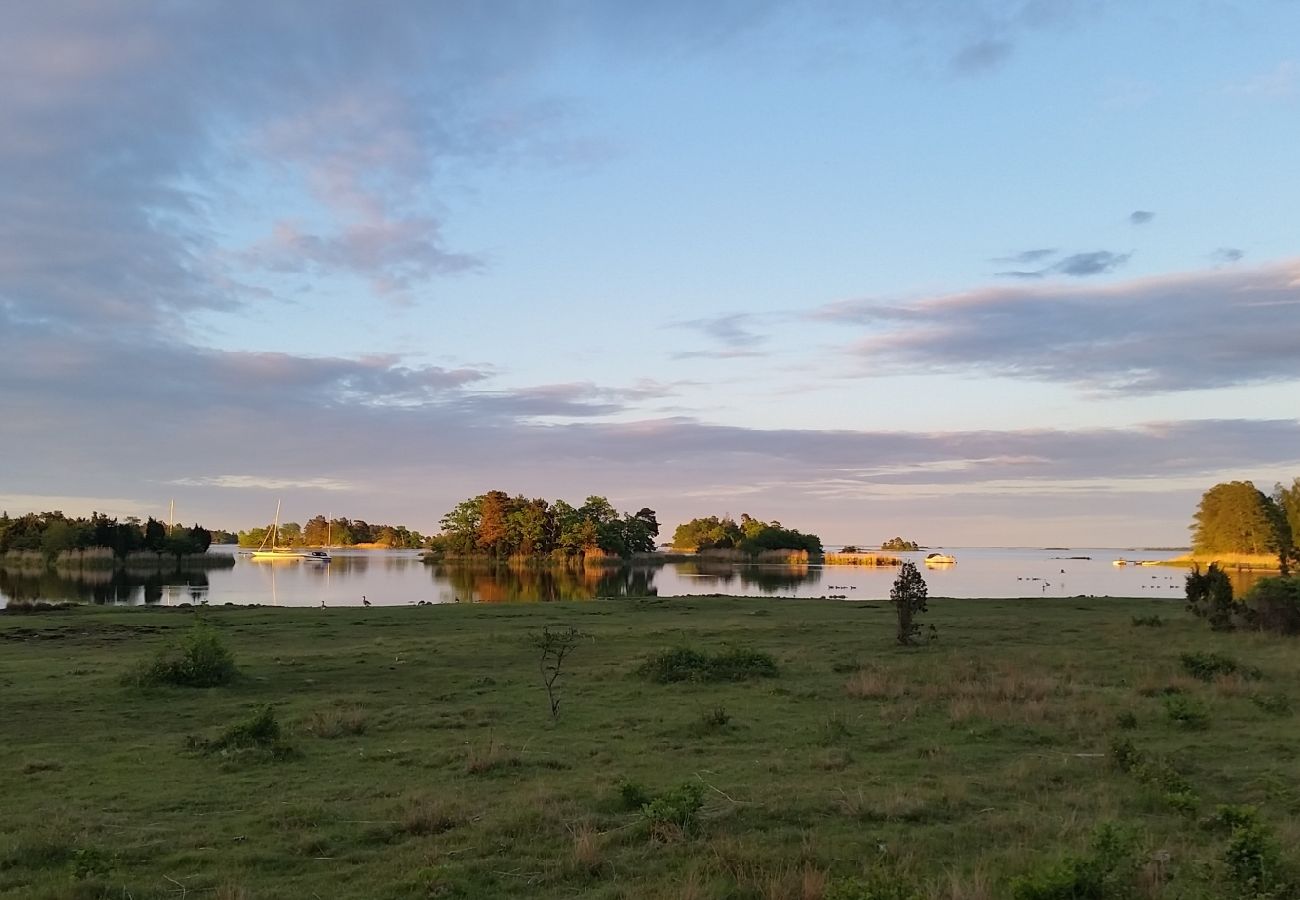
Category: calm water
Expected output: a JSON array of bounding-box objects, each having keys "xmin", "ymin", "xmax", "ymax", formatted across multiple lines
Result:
[{"xmin": 2, "ymin": 546, "xmax": 1272, "ymax": 608}]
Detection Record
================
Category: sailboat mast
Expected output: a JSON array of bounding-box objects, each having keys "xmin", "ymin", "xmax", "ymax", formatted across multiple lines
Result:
[{"xmin": 273, "ymin": 499, "xmax": 281, "ymax": 548}]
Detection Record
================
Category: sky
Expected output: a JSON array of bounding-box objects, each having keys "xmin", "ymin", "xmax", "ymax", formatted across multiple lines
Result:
[{"xmin": 2, "ymin": 0, "xmax": 1299, "ymax": 547}]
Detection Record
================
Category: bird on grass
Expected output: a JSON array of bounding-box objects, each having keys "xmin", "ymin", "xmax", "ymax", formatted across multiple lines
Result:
[{"xmin": 362, "ymin": 595, "xmax": 371, "ymax": 607}]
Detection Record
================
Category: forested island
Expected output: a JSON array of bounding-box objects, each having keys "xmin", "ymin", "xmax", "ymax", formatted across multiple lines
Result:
[
  {"xmin": 880, "ymin": 537, "xmax": 920, "ymax": 551},
  {"xmin": 237, "ymin": 515, "xmax": 425, "ymax": 550},
  {"xmin": 670, "ymin": 514, "xmax": 823, "ymax": 557},
  {"xmin": 426, "ymin": 491, "xmax": 660, "ymax": 560},
  {"xmin": 0, "ymin": 511, "xmax": 218, "ymax": 566}
]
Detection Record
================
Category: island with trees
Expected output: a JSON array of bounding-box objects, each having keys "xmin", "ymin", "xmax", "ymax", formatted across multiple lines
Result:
[
  {"xmin": 670, "ymin": 514, "xmax": 822, "ymax": 561},
  {"xmin": 880, "ymin": 537, "xmax": 920, "ymax": 551},
  {"xmin": 426, "ymin": 491, "xmax": 659, "ymax": 562},
  {"xmin": 0, "ymin": 510, "xmax": 224, "ymax": 568},
  {"xmin": 237, "ymin": 515, "xmax": 426, "ymax": 550}
]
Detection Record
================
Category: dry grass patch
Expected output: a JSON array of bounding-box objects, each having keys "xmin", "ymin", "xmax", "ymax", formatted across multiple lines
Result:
[
  {"xmin": 399, "ymin": 794, "xmax": 462, "ymax": 836},
  {"xmin": 569, "ymin": 822, "xmax": 603, "ymax": 875},
  {"xmin": 303, "ymin": 703, "xmax": 368, "ymax": 738},
  {"xmin": 465, "ymin": 738, "xmax": 522, "ymax": 775},
  {"xmin": 924, "ymin": 868, "xmax": 993, "ymax": 900},
  {"xmin": 845, "ymin": 665, "xmax": 907, "ymax": 700},
  {"xmin": 214, "ymin": 885, "xmax": 252, "ymax": 900}
]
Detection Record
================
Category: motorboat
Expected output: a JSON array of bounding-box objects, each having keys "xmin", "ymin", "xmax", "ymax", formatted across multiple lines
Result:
[{"xmin": 924, "ymin": 552, "xmax": 956, "ymax": 565}]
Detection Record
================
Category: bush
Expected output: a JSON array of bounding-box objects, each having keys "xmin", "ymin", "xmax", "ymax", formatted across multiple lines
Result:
[
  {"xmin": 125, "ymin": 621, "xmax": 237, "ymax": 687},
  {"xmin": 1010, "ymin": 823, "xmax": 1140, "ymax": 900},
  {"xmin": 1210, "ymin": 806, "xmax": 1287, "ymax": 897},
  {"xmin": 190, "ymin": 705, "xmax": 296, "ymax": 760},
  {"xmin": 1180, "ymin": 651, "xmax": 1259, "ymax": 682},
  {"xmin": 640, "ymin": 781, "xmax": 705, "ymax": 838},
  {"xmin": 1131, "ymin": 615, "xmax": 1164, "ymax": 627},
  {"xmin": 1186, "ymin": 564, "xmax": 1237, "ymax": 631},
  {"xmin": 1242, "ymin": 576, "xmax": 1300, "ymax": 635},
  {"xmin": 639, "ymin": 647, "xmax": 777, "ymax": 683},
  {"xmin": 1163, "ymin": 694, "xmax": 1210, "ymax": 730},
  {"xmin": 1250, "ymin": 693, "xmax": 1292, "ymax": 716},
  {"xmin": 615, "ymin": 778, "xmax": 650, "ymax": 811}
]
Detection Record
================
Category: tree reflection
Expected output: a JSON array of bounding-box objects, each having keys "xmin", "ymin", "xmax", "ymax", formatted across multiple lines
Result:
[
  {"xmin": 0, "ymin": 566, "xmax": 214, "ymax": 606},
  {"xmin": 429, "ymin": 560, "xmax": 661, "ymax": 602}
]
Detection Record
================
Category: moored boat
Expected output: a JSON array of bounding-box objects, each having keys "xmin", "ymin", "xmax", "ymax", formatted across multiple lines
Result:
[{"xmin": 925, "ymin": 552, "xmax": 956, "ymax": 565}]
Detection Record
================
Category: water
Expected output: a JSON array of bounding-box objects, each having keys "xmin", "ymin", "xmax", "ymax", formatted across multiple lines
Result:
[{"xmin": 3, "ymin": 546, "xmax": 1271, "ymax": 608}]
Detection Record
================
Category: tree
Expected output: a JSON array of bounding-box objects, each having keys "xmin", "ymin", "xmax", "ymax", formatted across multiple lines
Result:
[
  {"xmin": 144, "ymin": 517, "xmax": 167, "ymax": 553},
  {"xmin": 1191, "ymin": 482, "xmax": 1279, "ymax": 556},
  {"xmin": 890, "ymin": 561, "xmax": 929, "ymax": 646},
  {"xmin": 1186, "ymin": 563, "xmax": 1236, "ymax": 631},
  {"xmin": 531, "ymin": 625, "xmax": 584, "ymax": 719},
  {"xmin": 476, "ymin": 490, "xmax": 511, "ymax": 556}
]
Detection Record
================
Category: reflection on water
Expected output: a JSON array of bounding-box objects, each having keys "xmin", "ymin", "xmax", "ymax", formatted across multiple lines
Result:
[
  {"xmin": 0, "ymin": 546, "xmax": 1282, "ymax": 607},
  {"xmin": 0, "ymin": 566, "xmax": 211, "ymax": 606}
]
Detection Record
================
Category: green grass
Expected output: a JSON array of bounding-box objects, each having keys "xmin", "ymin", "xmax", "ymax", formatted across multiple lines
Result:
[{"xmin": 0, "ymin": 596, "xmax": 1297, "ymax": 899}]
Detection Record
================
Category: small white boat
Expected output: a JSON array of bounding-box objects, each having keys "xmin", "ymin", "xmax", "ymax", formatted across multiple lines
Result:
[
  {"xmin": 302, "ymin": 549, "xmax": 332, "ymax": 563},
  {"xmin": 925, "ymin": 552, "xmax": 956, "ymax": 565},
  {"xmin": 1112, "ymin": 558, "xmax": 1129, "ymax": 567}
]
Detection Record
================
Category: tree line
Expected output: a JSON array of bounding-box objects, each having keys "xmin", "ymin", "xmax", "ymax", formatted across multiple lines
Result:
[
  {"xmin": 431, "ymin": 492, "xmax": 660, "ymax": 558},
  {"xmin": 237, "ymin": 516, "xmax": 426, "ymax": 550},
  {"xmin": 670, "ymin": 514, "xmax": 823, "ymax": 555},
  {"xmin": 0, "ymin": 511, "xmax": 213, "ymax": 561},
  {"xmin": 1192, "ymin": 478, "xmax": 1300, "ymax": 574}
]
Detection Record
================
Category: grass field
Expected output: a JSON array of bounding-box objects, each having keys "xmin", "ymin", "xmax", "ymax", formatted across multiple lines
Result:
[{"xmin": 1, "ymin": 596, "xmax": 1296, "ymax": 899}]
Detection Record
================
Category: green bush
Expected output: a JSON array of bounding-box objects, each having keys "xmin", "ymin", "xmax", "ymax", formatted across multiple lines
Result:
[
  {"xmin": 1010, "ymin": 823, "xmax": 1140, "ymax": 900},
  {"xmin": 1180, "ymin": 651, "xmax": 1259, "ymax": 682},
  {"xmin": 1250, "ymin": 693, "xmax": 1292, "ymax": 716},
  {"xmin": 190, "ymin": 705, "xmax": 297, "ymax": 760},
  {"xmin": 640, "ymin": 782, "xmax": 705, "ymax": 837},
  {"xmin": 1242, "ymin": 576, "xmax": 1300, "ymax": 635},
  {"xmin": 125, "ymin": 621, "xmax": 237, "ymax": 687},
  {"xmin": 1209, "ymin": 806, "xmax": 1287, "ymax": 897},
  {"xmin": 615, "ymin": 778, "xmax": 650, "ymax": 811},
  {"xmin": 1186, "ymin": 564, "xmax": 1237, "ymax": 631},
  {"xmin": 638, "ymin": 646, "xmax": 777, "ymax": 683},
  {"xmin": 1131, "ymin": 615, "xmax": 1164, "ymax": 627},
  {"xmin": 1163, "ymin": 694, "xmax": 1210, "ymax": 730}
]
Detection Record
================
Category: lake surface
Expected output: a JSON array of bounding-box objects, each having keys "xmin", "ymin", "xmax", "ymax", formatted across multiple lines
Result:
[{"xmin": 3, "ymin": 546, "xmax": 1270, "ymax": 608}]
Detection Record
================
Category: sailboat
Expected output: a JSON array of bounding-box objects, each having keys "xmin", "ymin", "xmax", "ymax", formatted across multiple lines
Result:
[{"xmin": 250, "ymin": 500, "xmax": 302, "ymax": 561}]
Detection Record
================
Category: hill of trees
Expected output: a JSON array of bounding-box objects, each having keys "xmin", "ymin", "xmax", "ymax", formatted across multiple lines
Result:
[
  {"xmin": 430, "ymin": 492, "xmax": 659, "ymax": 559},
  {"xmin": 237, "ymin": 516, "xmax": 426, "ymax": 550},
  {"xmin": 1191, "ymin": 478, "xmax": 1298, "ymax": 573},
  {"xmin": 0, "ymin": 511, "xmax": 212, "ymax": 561},
  {"xmin": 881, "ymin": 537, "xmax": 920, "ymax": 551},
  {"xmin": 671, "ymin": 514, "xmax": 823, "ymax": 555}
]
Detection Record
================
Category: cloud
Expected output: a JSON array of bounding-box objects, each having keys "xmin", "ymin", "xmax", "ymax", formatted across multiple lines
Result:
[
  {"xmin": 1222, "ymin": 60, "xmax": 1297, "ymax": 99},
  {"xmin": 166, "ymin": 476, "xmax": 356, "ymax": 492},
  {"xmin": 1212, "ymin": 247, "xmax": 1245, "ymax": 264},
  {"xmin": 1054, "ymin": 250, "xmax": 1131, "ymax": 276},
  {"xmin": 819, "ymin": 259, "xmax": 1300, "ymax": 393},
  {"xmin": 951, "ymin": 38, "xmax": 1014, "ymax": 74},
  {"xmin": 997, "ymin": 249, "xmax": 1131, "ymax": 279},
  {"xmin": 992, "ymin": 248, "xmax": 1058, "ymax": 265},
  {"xmin": 1129, "ymin": 210, "xmax": 1155, "ymax": 225},
  {"xmin": 669, "ymin": 313, "xmax": 770, "ymax": 358}
]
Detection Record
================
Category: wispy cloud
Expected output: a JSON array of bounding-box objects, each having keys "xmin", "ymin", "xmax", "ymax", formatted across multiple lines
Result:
[
  {"xmin": 166, "ymin": 475, "xmax": 356, "ymax": 492},
  {"xmin": 997, "ymin": 249, "xmax": 1131, "ymax": 279},
  {"xmin": 819, "ymin": 259, "xmax": 1300, "ymax": 393},
  {"xmin": 1221, "ymin": 60, "xmax": 1297, "ymax": 99},
  {"xmin": 1129, "ymin": 210, "xmax": 1155, "ymax": 225}
]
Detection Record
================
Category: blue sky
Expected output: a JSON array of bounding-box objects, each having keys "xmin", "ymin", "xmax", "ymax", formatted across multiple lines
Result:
[{"xmin": 2, "ymin": 1, "xmax": 1298, "ymax": 545}]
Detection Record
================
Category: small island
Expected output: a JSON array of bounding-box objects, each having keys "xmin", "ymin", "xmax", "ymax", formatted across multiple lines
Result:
[{"xmin": 880, "ymin": 536, "xmax": 920, "ymax": 551}]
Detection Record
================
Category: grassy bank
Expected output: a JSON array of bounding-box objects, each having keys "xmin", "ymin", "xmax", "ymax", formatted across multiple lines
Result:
[
  {"xmin": 0, "ymin": 549, "xmax": 235, "ymax": 571},
  {"xmin": 1, "ymin": 597, "xmax": 1297, "ymax": 899},
  {"xmin": 1158, "ymin": 553, "xmax": 1281, "ymax": 571}
]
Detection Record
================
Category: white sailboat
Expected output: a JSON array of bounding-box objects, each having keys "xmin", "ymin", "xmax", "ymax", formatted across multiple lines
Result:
[{"xmin": 250, "ymin": 500, "xmax": 301, "ymax": 561}]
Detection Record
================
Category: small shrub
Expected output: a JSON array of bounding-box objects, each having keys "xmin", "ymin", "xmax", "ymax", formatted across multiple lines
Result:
[
  {"xmin": 616, "ymin": 778, "xmax": 650, "ymax": 811},
  {"xmin": 639, "ymin": 647, "xmax": 778, "ymax": 683},
  {"xmin": 1131, "ymin": 614, "xmax": 1164, "ymax": 627},
  {"xmin": 1109, "ymin": 736, "xmax": 1144, "ymax": 773},
  {"xmin": 1242, "ymin": 576, "xmax": 1300, "ymax": 635},
  {"xmin": 1180, "ymin": 651, "xmax": 1259, "ymax": 682},
  {"xmin": 825, "ymin": 874, "xmax": 921, "ymax": 899},
  {"xmin": 531, "ymin": 625, "xmax": 584, "ymax": 719},
  {"xmin": 890, "ymin": 561, "xmax": 929, "ymax": 646},
  {"xmin": 641, "ymin": 781, "xmax": 706, "ymax": 839},
  {"xmin": 1162, "ymin": 694, "xmax": 1210, "ymax": 730},
  {"xmin": 1211, "ymin": 806, "xmax": 1286, "ymax": 897},
  {"xmin": 125, "ymin": 621, "xmax": 237, "ymax": 687},
  {"xmin": 1010, "ymin": 823, "xmax": 1140, "ymax": 900},
  {"xmin": 1250, "ymin": 693, "xmax": 1292, "ymax": 716},
  {"xmin": 1115, "ymin": 711, "xmax": 1138, "ymax": 730},
  {"xmin": 1186, "ymin": 564, "xmax": 1237, "ymax": 631},
  {"xmin": 192, "ymin": 705, "xmax": 296, "ymax": 760}
]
